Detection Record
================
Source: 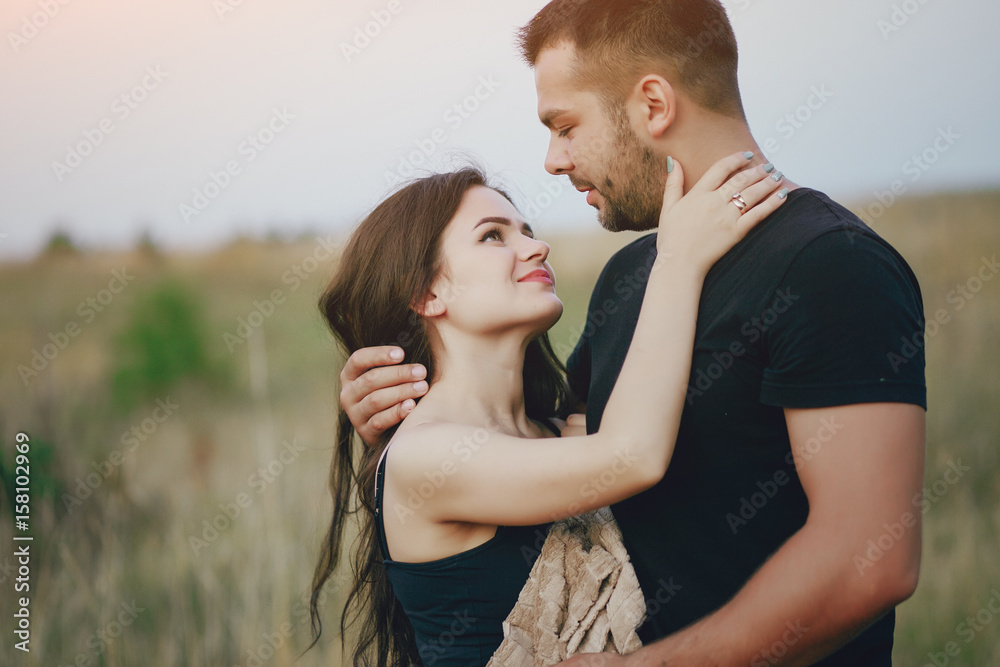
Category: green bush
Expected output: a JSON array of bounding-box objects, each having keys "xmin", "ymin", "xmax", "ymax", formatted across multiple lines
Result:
[
  {"xmin": 111, "ymin": 280, "xmax": 230, "ymax": 412},
  {"xmin": 43, "ymin": 229, "xmax": 78, "ymax": 255}
]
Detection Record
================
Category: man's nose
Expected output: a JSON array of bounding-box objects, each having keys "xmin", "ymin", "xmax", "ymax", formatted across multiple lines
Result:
[{"xmin": 544, "ymin": 137, "xmax": 572, "ymax": 175}]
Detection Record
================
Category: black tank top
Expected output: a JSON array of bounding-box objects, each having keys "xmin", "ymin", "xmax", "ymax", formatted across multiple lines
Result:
[{"xmin": 374, "ymin": 423, "xmax": 556, "ymax": 666}]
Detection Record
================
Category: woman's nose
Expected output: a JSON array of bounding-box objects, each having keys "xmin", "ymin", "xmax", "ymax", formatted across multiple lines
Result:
[{"xmin": 520, "ymin": 234, "xmax": 550, "ymax": 263}]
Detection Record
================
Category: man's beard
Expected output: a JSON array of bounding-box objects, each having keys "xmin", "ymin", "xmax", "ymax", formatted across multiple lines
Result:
[{"xmin": 596, "ymin": 108, "xmax": 666, "ymax": 233}]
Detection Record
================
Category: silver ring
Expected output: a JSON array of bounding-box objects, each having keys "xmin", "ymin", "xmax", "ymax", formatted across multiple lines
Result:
[{"xmin": 731, "ymin": 192, "xmax": 747, "ymax": 212}]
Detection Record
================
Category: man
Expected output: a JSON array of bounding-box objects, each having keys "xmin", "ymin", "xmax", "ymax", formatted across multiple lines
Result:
[{"xmin": 339, "ymin": 1, "xmax": 926, "ymax": 664}]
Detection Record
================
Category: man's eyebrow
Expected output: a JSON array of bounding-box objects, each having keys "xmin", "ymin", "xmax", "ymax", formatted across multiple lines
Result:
[{"xmin": 539, "ymin": 108, "xmax": 569, "ymax": 129}]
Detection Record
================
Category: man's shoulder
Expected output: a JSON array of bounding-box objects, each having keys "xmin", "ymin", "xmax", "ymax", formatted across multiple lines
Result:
[
  {"xmin": 759, "ymin": 187, "xmax": 918, "ymax": 284},
  {"xmin": 750, "ymin": 186, "xmax": 876, "ymax": 256},
  {"xmin": 719, "ymin": 187, "xmax": 917, "ymax": 290}
]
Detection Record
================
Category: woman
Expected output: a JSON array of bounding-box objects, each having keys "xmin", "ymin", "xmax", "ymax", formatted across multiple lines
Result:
[{"xmin": 309, "ymin": 153, "xmax": 786, "ymax": 666}]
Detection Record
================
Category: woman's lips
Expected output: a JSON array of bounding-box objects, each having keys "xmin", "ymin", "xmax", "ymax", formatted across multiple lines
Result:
[{"xmin": 519, "ymin": 269, "xmax": 553, "ymax": 285}]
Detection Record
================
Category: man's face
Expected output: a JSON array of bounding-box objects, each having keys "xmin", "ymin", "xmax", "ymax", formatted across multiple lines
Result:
[{"xmin": 534, "ymin": 42, "xmax": 666, "ymax": 232}]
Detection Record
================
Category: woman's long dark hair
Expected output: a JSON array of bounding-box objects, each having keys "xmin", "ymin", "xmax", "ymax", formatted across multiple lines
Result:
[{"xmin": 308, "ymin": 167, "xmax": 569, "ymax": 665}]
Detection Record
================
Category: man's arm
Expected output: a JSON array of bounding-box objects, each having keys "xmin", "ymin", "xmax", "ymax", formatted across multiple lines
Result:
[
  {"xmin": 564, "ymin": 401, "xmax": 925, "ymax": 666},
  {"xmin": 341, "ymin": 350, "xmax": 587, "ymax": 443},
  {"xmin": 339, "ymin": 345, "xmax": 428, "ymax": 445}
]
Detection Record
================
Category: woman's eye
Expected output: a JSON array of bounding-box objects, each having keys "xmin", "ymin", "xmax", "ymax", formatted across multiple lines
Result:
[{"xmin": 480, "ymin": 229, "xmax": 503, "ymax": 242}]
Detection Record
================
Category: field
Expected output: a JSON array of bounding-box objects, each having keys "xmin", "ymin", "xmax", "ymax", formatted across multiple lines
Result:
[{"xmin": 1, "ymin": 189, "xmax": 998, "ymax": 666}]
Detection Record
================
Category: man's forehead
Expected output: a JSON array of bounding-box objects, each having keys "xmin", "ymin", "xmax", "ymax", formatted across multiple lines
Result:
[
  {"xmin": 534, "ymin": 41, "xmax": 577, "ymax": 92},
  {"xmin": 533, "ymin": 42, "xmax": 587, "ymax": 123}
]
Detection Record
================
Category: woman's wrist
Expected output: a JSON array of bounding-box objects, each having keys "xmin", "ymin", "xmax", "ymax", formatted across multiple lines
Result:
[{"xmin": 651, "ymin": 247, "xmax": 710, "ymax": 285}]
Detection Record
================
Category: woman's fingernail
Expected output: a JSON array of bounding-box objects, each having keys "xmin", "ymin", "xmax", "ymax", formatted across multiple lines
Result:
[
  {"xmin": 389, "ymin": 348, "xmax": 404, "ymax": 361},
  {"xmin": 411, "ymin": 365, "xmax": 426, "ymax": 379},
  {"xmin": 666, "ymin": 156, "xmax": 674, "ymax": 174},
  {"xmin": 777, "ymin": 188, "xmax": 789, "ymax": 199},
  {"xmin": 763, "ymin": 163, "xmax": 775, "ymax": 173},
  {"xmin": 743, "ymin": 151, "xmax": 754, "ymax": 160},
  {"xmin": 402, "ymin": 399, "xmax": 415, "ymax": 411},
  {"xmin": 771, "ymin": 171, "xmax": 784, "ymax": 182},
  {"xmin": 413, "ymin": 381, "xmax": 428, "ymax": 392}
]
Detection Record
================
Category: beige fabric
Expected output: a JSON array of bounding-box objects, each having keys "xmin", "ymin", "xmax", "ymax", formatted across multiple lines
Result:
[{"xmin": 487, "ymin": 507, "xmax": 646, "ymax": 666}]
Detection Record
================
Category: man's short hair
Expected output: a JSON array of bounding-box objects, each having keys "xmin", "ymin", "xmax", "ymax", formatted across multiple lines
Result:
[{"xmin": 517, "ymin": 0, "xmax": 745, "ymax": 119}]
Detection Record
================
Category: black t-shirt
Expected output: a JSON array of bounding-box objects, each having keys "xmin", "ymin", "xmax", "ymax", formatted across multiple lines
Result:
[{"xmin": 566, "ymin": 188, "xmax": 926, "ymax": 666}]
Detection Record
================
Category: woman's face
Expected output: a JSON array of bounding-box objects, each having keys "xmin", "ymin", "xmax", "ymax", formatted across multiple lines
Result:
[{"xmin": 422, "ymin": 185, "xmax": 563, "ymax": 339}]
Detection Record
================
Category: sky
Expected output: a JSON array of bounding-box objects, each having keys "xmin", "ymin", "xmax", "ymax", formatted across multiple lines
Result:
[{"xmin": 1, "ymin": 0, "xmax": 998, "ymax": 261}]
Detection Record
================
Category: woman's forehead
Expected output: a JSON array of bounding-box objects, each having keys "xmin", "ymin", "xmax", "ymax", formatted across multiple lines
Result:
[{"xmin": 451, "ymin": 186, "xmax": 527, "ymax": 229}]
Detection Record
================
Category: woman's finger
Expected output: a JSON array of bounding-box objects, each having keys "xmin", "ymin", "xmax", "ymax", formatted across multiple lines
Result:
[
  {"xmin": 718, "ymin": 162, "xmax": 781, "ymax": 201},
  {"xmin": 733, "ymin": 186, "xmax": 791, "ymax": 240},
  {"xmin": 691, "ymin": 150, "xmax": 756, "ymax": 192},
  {"xmin": 732, "ymin": 167, "xmax": 785, "ymax": 211}
]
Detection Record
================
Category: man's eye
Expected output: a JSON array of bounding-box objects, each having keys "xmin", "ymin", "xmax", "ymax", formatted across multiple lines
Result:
[
  {"xmin": 558, "ymin": 127, "xmax": 571, "ymax": 138},
  {"xmin": 480, "ymin": 229, "xmax": 503, "ymax": 242}
]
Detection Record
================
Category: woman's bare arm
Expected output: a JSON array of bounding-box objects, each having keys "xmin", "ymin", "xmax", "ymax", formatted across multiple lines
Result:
[{"xmin": 386, "ymin": 153, "xmax": 788, "ymax": 526}]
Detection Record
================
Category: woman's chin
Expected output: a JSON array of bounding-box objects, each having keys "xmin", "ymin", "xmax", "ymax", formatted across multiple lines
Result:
[
  {"xmin": 460, "ymin": 299, "xmax": 563, "ymax": 339},
  {"xmin": 531, "ymin": 300, "xmax": 564, "ymax": 336}
]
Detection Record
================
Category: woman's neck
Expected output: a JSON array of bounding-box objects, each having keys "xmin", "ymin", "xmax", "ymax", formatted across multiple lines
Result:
[{"xmin": 417, "ymin": 331, "xmax": 539, "ymax": 437}]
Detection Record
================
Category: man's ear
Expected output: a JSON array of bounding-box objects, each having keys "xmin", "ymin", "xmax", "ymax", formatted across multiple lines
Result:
[{"xmin": 634, "ymin": 74, "xmax": 677, "ymax": 139}]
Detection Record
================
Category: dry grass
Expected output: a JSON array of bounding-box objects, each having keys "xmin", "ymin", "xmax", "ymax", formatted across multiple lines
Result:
[
  {"xmin": 854, "ymin": 190, "xmax": 1000, "ymax": 666},
  {"xmin": 0, "ymin": 189, "xmax": 997, "ymax": 666}
]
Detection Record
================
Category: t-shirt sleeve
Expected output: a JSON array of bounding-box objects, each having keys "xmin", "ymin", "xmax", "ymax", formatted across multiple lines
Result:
[
  {"xmin": 565, "ymin": 324, "xmax": 591, "ymax": 404},
  {"xmin": 760, "ymin": 229, "xmax": 927, "ymax": 409}
]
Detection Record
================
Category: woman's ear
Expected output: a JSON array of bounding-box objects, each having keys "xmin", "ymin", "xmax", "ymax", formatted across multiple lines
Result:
[{"xmin": 412, "ymin": 286, "xmax": 447, "ymax": 318}]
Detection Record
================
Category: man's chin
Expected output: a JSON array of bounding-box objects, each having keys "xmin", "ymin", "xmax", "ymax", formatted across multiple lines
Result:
[{"xmin": 597, "ymin": 207, "xmax": 657, "ymax": 233}]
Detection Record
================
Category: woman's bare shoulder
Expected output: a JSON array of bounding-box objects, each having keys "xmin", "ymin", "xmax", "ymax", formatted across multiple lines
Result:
[{"xmin": 384, "ymin": 419, "xmax": 466, "ymax": 476}]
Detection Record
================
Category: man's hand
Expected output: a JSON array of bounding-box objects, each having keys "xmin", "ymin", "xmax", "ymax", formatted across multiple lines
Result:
[{"xmin": 339, "ymin": 346, "xmax": 428, "ymax": 446}]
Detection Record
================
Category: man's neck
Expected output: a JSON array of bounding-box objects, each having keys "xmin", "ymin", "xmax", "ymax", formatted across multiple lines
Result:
[{"xmin": 668, "ymin": 113, "xmax": 768, "ymax": 193}]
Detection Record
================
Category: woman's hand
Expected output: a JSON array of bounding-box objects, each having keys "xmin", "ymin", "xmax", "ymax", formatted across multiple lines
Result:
[{"xmin": 656, "ymin": 152, "xmax": 787, "ymax": 276}]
